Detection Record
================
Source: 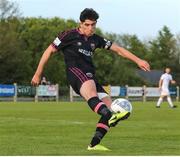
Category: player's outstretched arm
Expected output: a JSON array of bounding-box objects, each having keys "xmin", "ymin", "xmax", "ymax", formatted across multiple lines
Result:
[
  {"xmin": 110, "ymin": 43, "xmax": 150, "ymax": 71},
  {"xmin": 31, "ymin": 45, "xmax": 57, "ymax": 86},
  {"xmin": 171, "ymin": 80, "xmax": 176, "ymax": 84}
]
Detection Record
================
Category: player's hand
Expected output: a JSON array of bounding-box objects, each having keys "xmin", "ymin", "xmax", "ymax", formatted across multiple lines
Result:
[
  {"xmin": 171, "ymin": 80, "xmax": 176, "ymax": 84},
  {"xmin": 31, "ymin": 74, "xmax": 40, "ymax": 86},
  {"xmin": 137, "ymin": 59, "xmax": 150, "ymax": 71}
]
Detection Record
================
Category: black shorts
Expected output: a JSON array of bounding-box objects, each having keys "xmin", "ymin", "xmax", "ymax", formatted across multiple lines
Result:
[{"xmin": 67, "ymin": 66, "xmax": 107, "ymax": 96}]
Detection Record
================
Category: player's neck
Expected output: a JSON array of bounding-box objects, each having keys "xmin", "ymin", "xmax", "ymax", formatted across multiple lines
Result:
[{"xmin": 77, "ymin": 27, "xmax": 92, "ymax": 37}]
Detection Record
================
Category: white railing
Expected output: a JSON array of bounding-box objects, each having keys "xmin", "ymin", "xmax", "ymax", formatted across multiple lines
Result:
[
  {"xmin": 70, "ymin": 85, "xmax": 179, "ymax": 102},
  {"xmin": 0, "ymin": 84, "xmax": 179, "ymax": 102},
  {"xmin": 0, "ymin": 83, "xmax": 59, "ymax": 102}
]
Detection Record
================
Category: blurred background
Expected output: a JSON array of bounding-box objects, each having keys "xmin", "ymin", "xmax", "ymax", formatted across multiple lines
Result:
[
  {"xmin": 0, "ymin": 1, "xmax": 180, "ymax": 155},
  {"xmin": 0, "ymin": 0, "xmax": 180, "ymax": 101}
]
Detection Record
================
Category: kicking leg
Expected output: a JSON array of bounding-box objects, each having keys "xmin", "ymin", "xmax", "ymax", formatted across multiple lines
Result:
[
  {"xmin": 80, "ymin": 80, "xmax": 129, "ymax": 150},
  {"xmin": 87, "ymin": 96, "xmax": 112, "ymax": 149},
  {"xmin": 80, "ymin": 80, "xmax": 111, "ymax": 150}
]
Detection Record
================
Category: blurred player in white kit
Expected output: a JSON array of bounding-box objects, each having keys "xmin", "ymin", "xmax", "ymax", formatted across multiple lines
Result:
[{"xmin": 156, "ymin": 67, "xmax": 177, "ymax": 108}]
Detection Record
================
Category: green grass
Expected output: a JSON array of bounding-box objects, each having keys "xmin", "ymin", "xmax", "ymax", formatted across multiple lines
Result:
[{"xmin": 0, "ymin": 101, "xmax": 180, "ymax": 155}]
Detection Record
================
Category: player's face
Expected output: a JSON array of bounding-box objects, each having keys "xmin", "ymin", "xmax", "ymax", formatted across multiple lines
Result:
[
  {"xmin": 165, "ymin": 68, "xmax": 171, "ymax": 73},
  {"xmin": 80, "ymin": 20, "xmax": 97, "ymax": 36}
]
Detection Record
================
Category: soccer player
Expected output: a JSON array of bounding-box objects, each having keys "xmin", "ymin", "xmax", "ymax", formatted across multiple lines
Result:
[
  {"xmin": 31, "ymin": 8, "xmax": 150, "ymax": 151},
  {"xmin": 156, "ymin": 67, "xmax": 177, "ymax": 108}
]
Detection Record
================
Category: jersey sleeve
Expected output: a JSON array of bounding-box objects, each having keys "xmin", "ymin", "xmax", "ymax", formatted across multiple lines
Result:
[
  {"xmin": 95, "ymin": 34, "xmax": 112, "ymax": 50},
  {"xmin": 169, "ymin": 74, "xmax": 173, "ymax": 80},
  {"xmin": 160, "ymin": 74, "xmax": 165, "ymax": 80},
  {"xmin": 51, "ymin": 31, "xmax": 71, "ymax": 51}
]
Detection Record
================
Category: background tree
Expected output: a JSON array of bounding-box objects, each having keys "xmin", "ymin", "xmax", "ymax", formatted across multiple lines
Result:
[
  {"xmin": 173, "ymin": 34, "xmax": 180, "ymax": 84},
  {"xmin": 0, "ymin": 0, "xmax": 31, "ymax": 84},
  {"xmin": 148, "ymin": 26, "xmax": 176, "ymax": 69},
  {"xmin": 0, "ymin": 0, "xmax": 20, "ymax": 19},
  {"xmin": 0, "ymin": 18, "xmax": 32, "ymax": 84},
  {"xmin": 0, "ymin": 1, "xmax": 179, "ymax": 86}
]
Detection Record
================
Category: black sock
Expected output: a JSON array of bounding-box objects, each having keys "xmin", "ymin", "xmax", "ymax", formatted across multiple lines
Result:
[
  {"xmin": 87, "ymin": 97, "xmax": 112, "ymax": 147},
  {"xmin": 90, "ymin": 117, "xmax": 109, "ymax": 147}
]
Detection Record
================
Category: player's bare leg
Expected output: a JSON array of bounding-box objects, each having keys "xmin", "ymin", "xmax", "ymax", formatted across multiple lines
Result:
[
  {"xmin": 156, "ymin": 95, "xmax": 164, "ymax": 108},
  {"xmin": 167, "ymin": 96, "xmax": 177, "ymax": 108},
  {"xmin": 167, "ymin": 96, "xmax": 174, "ymax": 107}
]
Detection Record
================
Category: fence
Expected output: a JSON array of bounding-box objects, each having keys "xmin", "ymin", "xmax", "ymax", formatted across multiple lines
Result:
[
  {"xmin": 0, "ymin": 83, "xmax": 59, "ymax": 102},
  {"xmin": 0, "ymin": 84, "xmax": 179, "ymax": 102},
  {"xmin": 70, "ymin": 85, "xmax": 180, "ymax": 102}
]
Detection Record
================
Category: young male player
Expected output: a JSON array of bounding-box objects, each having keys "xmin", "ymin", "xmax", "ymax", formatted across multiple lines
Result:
[
  {"xmin": 156, "ymin": 67, "xmax": 177, "ymax": 108},
  {"xmin": 31, "ymin": 8, "xmax": 150, "ymax": 151}
]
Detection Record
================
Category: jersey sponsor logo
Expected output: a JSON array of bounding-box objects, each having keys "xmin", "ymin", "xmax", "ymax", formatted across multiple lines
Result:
[
  {"xmin": 53, "ymin": 37, "xmax": 61, "ymax": 46},
  {"xmin": 90, "ymin": 43, "xmax": 96, "ymax": 50},
  {"xmin": 104, "ymin": 38, "xmax": 112, "ymax": 49},
  {"xmin": 78, "ymin": 48, "xmax": 93, "ymax": 56},
  {"xmin": 77, "ymin": 42, "xmax": 82, "ymax": 46},
  {"xmin": 86, "ymin": 72, "xmax": 93, "ymax": 78}
]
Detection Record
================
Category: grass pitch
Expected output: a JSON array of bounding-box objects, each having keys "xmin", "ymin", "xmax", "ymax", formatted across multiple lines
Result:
[{"xmin": 0, "ymin": 101, "xmax": 180, "ymax": 155}]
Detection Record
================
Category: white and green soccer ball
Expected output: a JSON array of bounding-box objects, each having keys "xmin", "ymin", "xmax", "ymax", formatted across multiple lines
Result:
[{"xmin": 111, "ymin": 98, "xmax": 133, "ymax": 113}]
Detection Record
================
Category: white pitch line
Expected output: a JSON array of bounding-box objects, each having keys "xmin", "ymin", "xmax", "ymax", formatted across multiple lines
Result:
[{"xmin": 0, "ymin": 117, "xmax": 86, "ymax": 125}]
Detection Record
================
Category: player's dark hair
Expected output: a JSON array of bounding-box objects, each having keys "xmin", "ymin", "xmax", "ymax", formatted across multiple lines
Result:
[{"xmin": 80, "ymin": 8, "xmax": 99, "ymax": 22}]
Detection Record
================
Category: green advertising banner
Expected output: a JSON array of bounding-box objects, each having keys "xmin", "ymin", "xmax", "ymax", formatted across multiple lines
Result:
[{"xmin": 17, "ymin": 86, "xmax": 36, "ymax": 96}]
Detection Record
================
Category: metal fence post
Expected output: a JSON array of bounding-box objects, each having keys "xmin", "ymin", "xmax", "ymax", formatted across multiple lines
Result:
[
  {"xmin": 35, "ymin": 86, "xmax": 38, "ymax": 102},
  {"xmin": 13, "ymin": 83, "xmax": 17, "ymax": 102},
  {"xmin": 70, "ymin": 86, "xmax": 73, "ymax": 102},
  {"xmin": 143, "ymin": 85, "xmax": 146, "ymax": 102},
  {"xmin": 176, "ymin": 86, "xmax": 179, "ymax": 102},
  {"xmin": 125, "ymin": 85, "xmax": 128, "ymax": 99},
  {"xmin": 56, "ymin": 84, "xmax": 59, "ymax": 102}
]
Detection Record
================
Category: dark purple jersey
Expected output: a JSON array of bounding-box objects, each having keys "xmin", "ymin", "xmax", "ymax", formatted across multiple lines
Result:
[{"xmin": 52, "ymin": 28, "xmax": 112, "ymax": 73}]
